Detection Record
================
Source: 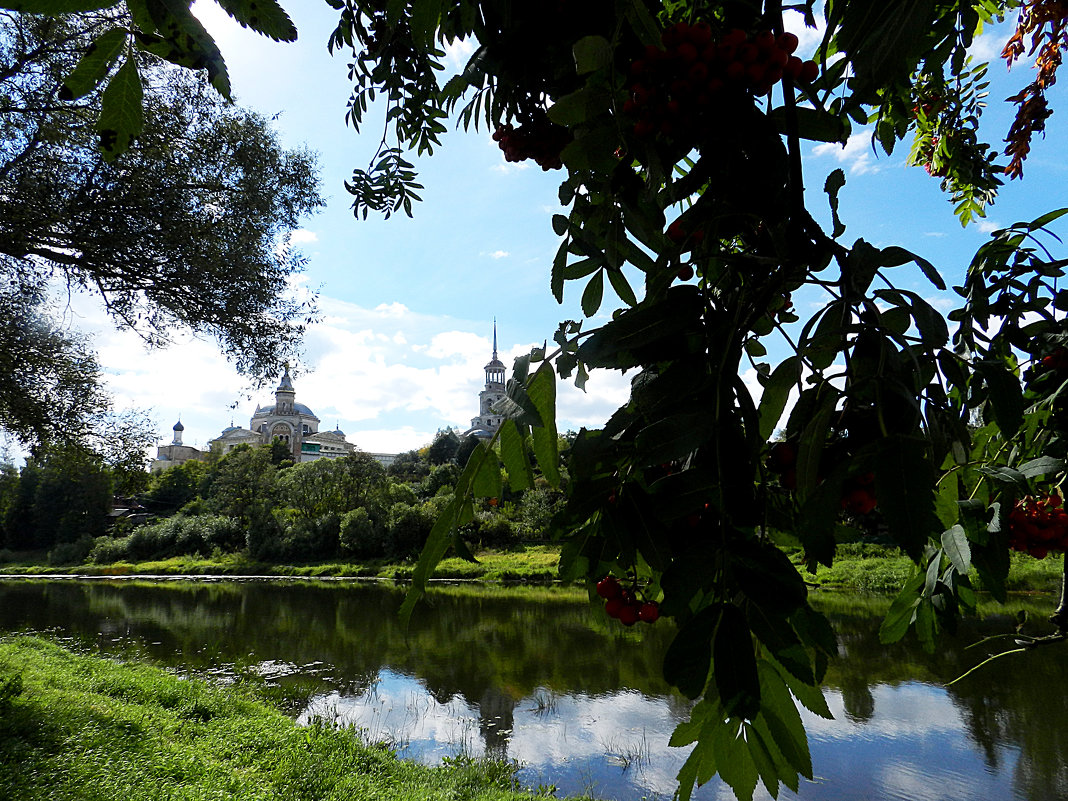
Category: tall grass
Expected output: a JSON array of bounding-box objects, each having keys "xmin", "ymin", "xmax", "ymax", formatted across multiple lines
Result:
[{"xmin": 0, "ymin": 636, "xmax": 565, "ymax": 801}]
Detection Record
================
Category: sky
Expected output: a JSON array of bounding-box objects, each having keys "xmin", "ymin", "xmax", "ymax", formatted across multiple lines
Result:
[{"xmin": 44, "ymin": 3, "xmax": 1068, "ymax": 459}]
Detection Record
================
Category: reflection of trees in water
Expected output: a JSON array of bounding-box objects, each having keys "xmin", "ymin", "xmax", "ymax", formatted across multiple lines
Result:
[
  {"xmin": 822, "ymin": 600, "xmax": 1068, "ymax": 801},
  {"xmin": 4, "ymin": 580, "xmax": 1067, "ymax": 799}
]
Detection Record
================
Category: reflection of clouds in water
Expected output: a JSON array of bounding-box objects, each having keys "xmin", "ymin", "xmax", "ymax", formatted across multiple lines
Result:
[
  {"xmin": 803, "ymin": 684, "xmax": 964, "ymax": 740},
  {"xmin": 298, "ymin": 672, "xmax": 1024, "ymax": 801}
]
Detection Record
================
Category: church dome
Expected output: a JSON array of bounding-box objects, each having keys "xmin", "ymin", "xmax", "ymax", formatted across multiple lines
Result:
[
  {"xmin": 173, "ymin": 420, "xmax": 185, "ymax": 432},
  {"xmin": 252, "ymin": 402, "xmax": 319, "ymax": 419}
]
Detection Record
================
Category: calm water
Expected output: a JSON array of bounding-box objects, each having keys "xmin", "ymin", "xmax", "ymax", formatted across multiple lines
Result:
[{"xmin": 0, "ymin": 577, "xmax": 1064, "ymax": 801}]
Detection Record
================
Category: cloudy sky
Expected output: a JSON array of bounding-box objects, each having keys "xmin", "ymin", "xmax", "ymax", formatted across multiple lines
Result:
[{"xmin": 50, "ymin": 4, "xmax": 1068, "ymax": 457}]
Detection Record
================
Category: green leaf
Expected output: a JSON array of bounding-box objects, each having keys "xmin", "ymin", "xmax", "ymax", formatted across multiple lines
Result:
[
  {"xmin": 398, "ymin": 495, "xmax": 463, "ymax": 629},
  {"xmin": 470, "ymin": 441, "xmax": 502, "ymax": 499},
  {"xmin": 664, "ymin": 605, "xmax": 719, "ymax": 699},
  {"xmin": 572, "ymin": 35, "xmax": 611, "ymax": 74},
  {"xmin": 60, "ymin": 27, "xmax": 127, "ymax": 101},
  {"xmin": 712, "ymin": 720, "xmax": 760, "ymax": 801},
  {"xmin": 756, "ymin": 661, "xmax": 812, "ymax": 779},
  {"xmin": 975, "ymin": 360, "xmax": 1025, "ymax": 438},
  {"xmin": 941, "ymin": 524, "xmax": 971, "ymax": 574},
  {"xmin": 547, "ymin": 87, "xmax": 594, "ymax": 127},
  {"xmin": 878, "ymin": 246, "xmax": 946, "ymax": 291},
  {"xmin": 138, "ymin": 0, "xmax": 231, "ymax": 98},
  {"xmin": 528, "ymin": 364, "xmax": 560, "ymax": 490},
  {"xmin": 767, "ymin": 651, "xmax": 833, "ymax": 719},
  {"xmin": 758, "ymin": 356, "xmax": 800, "ymax": 440},
  {"xmin": 407, "ymin": 0, "xmax": 443, "ymax": 47},
  {"xmin": 770, "ymin": 105, "xmax": 848, "ymax": 142},
  {"xmin": 874, "ymin": 435, "xmax": 941, "ymax": 559},
  {"xmin": 824, "ymin": 169, "xmax": 846, "ymax": 239},
  {"xmin": 581, "ymin": 270, "xmax": 604, "ymax": 317},
  {"xmin": 97, "ymin": 55, "xmax": 143, "ymax": 161},
  {"xmin": 1018, "ymin": 456, "xmax": 1065, "ymax": 479},
  {"xmin": 578, "ymin": 286, "xmax": 703, "ymax": 369},
  {"xmin": 714, "ymin": 605, "xmax": 761, "ymax": 719},
  {"xmin": 606, "ymin": 268, "xmax": 637, "ymax": 307},
  {"xmin": 214, "ymin": 0, "xmax": 297, "ymax": 42},
  {"xmin": 498, "ymin": 420, "xmax": 534, "ymax": 492},
  {"xmin": 879, "ymin": 570, "xmax": 925, "ymax": 644},
  {"xmin": 935, "ymin": 475, "xmax": 960, "ymax": 529}
]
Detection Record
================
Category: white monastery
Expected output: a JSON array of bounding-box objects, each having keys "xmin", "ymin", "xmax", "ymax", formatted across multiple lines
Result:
[{"xmin": 151, "ymin": 326, "xmax": 508, "ymax": 472}]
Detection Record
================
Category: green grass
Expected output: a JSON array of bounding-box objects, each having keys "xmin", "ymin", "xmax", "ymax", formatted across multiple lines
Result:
[
  {"xmin": 0, "ymin": 546, "xmax": 562, "ymax": 583},
  {"xmin": 793, "ymin": 542, "xmax": 1067, "ymax": 595},
  {"xmin": 2, "ymin": 541, "xmax": 1063, "ymax": 596},
  {"xmin": 0, "ymin": 635, "xmax": 577, "ymax": 801}
]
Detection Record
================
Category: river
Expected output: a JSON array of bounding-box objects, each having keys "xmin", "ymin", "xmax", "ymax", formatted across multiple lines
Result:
[{"xmin": 0, "ymin": 577, "xmax": 1064, "ymax": 801}]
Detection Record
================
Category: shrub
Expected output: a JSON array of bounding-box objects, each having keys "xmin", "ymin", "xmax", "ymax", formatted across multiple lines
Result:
[
  {"xmin": 473, "ymin": 513, "xmax": 516, "ymax": 548},
  {"xmin": 47, "ymin": 535, "xmax": 93, "ymax": 565},
  {"xmin": 89, "ymin": 514, "xmax": 242, "ymax": 563},
  {"xmin": 340, "ymin": 507, "xmax": 387, "ymax": 559},
  {"xmin": 386, "ymin": 502, "xmax": 435, "ymax": 558}
]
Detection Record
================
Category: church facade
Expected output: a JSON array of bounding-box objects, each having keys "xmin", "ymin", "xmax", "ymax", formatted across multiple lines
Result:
[{"xmin": 209, "ymin": 366, "xmax": 358, "ymax": 462}]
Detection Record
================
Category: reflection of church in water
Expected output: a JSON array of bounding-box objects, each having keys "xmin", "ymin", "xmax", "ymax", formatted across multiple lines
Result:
[{"xmin": 152, "ymin": 326, "xmax": 508, "ymax": 471}]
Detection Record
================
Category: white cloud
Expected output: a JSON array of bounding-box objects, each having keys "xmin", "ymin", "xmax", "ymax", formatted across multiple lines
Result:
[
  {"xmin": 487, "ymin": 250, "xmax": 510, "ymax": 259},
  {"xmin": 812, "ymin": 129, "xmax": 882, "ymax": 175},
  {"xmin": 443, "ymin": 37, "xmax": 476, "ymax": 71},
  {"xmin": 969, "ymin": 30, "xmax": 1010, "ymax": 63},
  {"xmin": 289, "ymin": 229, "xmax": 319, "ymax": 244},
  {"xmin": 976, "ymin": 219, "xmax": 1002, "ymax": 234}
]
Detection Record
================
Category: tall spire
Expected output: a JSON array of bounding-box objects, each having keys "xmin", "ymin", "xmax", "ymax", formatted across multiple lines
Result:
[{"xmin": 492, "ymin": 318, "xmax": 498, "ymax": 361}]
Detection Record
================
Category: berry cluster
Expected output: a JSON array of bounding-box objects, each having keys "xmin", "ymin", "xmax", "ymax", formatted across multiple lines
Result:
[
  {"xmin": 1008, "ymin": 493, "xmax": 1068, "ymax": 558},
  {"xmin": 1037, "ymin": 346, "xmax": 1068, "ymax": 375},
  {"xmin": 595, "ymin": 575, "xmax": 661, "ymax": 625},
  {"xmin": 492, "ymin": 111, "xmax": 572, "ymax": 170},
  {"xmin": 840, "ymin": 472, "xmax": 877, "ymax": 515},
  {"xmin": 625, "ymin": 24, "xmax": 818, "ymax": 140},
  {"xmin": 766, "ymin": 440, "xmax": 877, "ymax": 514}
]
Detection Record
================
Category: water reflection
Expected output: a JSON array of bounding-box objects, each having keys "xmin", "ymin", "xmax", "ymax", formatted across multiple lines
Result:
[{"xmin": 0, "ymin": 578, "xmax": 1063, "ymax": 800}]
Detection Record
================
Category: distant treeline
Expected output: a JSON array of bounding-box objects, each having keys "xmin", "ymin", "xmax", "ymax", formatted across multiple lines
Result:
[{"xmin": 0, "ymin": 429, "xmax": 567, "ymax": 566}]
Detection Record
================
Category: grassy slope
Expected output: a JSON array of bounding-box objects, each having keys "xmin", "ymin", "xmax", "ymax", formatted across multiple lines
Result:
[{"xmin": 0, "ymin": 636, "xmax": 569, "ymax": 801}]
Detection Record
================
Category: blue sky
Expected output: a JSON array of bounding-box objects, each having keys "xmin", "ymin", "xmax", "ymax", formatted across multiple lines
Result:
[{"xmin": 68, "ymin": 3, "xmax": 1068, "ymax": 457}]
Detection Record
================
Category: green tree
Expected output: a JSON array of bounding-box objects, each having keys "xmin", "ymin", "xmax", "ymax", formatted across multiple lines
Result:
[
  {"xmin": 0, "ymin": 9, "xmax": 322, "ymax": 446},
  {"xmin": 30, "ymin": 444, "xmax": 113, "ymax": 548},
  {"xmin": 145, "ymin": 459, "xmax": 206, "ymax": 512},
  {"xmin": 276, "ymin": 451, "xmax": 387, "ymax": 520},
  {"xmin": 203, "ymin": 445, "xmax": 279, "ymax": 551},
  {"xmin": 427, "ymin": 428, "xmax": 460, "ymax": 465}
]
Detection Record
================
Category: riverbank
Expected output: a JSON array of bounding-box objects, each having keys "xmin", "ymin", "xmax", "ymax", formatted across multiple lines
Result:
[
  {"xmin": 0, "ymin": 542, "xmax": 1063, "ymax": 594},
  {"xmin": 0, "ymin": 635, "xmax": 570, "ymax": 801}
]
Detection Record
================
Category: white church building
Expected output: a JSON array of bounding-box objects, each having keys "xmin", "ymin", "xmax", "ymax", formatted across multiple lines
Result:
[{"xmin": 151, "ymin": 327, "xmax": 509, "ymax": 472}]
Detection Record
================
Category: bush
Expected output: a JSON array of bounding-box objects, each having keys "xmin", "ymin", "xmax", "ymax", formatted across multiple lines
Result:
[
  {"xmin": 340, "ymin": 507, "xmax": 387, "ymax": 559},
  {"xmin": 277, "ymin": 512, "xmax": 341, "ymax": 561},
  {"xmin": 386, "ymin": 502, "xmax": 435, "ymax": 558},
  {"xmin": 472, "ymin": 514, "xmax": 516, "ymax": 548},
  {"xmin": 47, "ymin": 535, "xmax": 93, "ymax": 565},
  {"xmin": 90, "ymin": 514, "xmax": 242, "ymax": 563}
]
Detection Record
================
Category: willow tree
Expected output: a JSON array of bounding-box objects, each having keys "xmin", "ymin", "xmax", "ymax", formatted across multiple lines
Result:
[
  {"xmin": 11, "ymin": 1, "xmax": 1068, "ymax": 798},
  {"xmin": 0, "ymin": 9, "xmax": 322, "ymax": 446}
]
